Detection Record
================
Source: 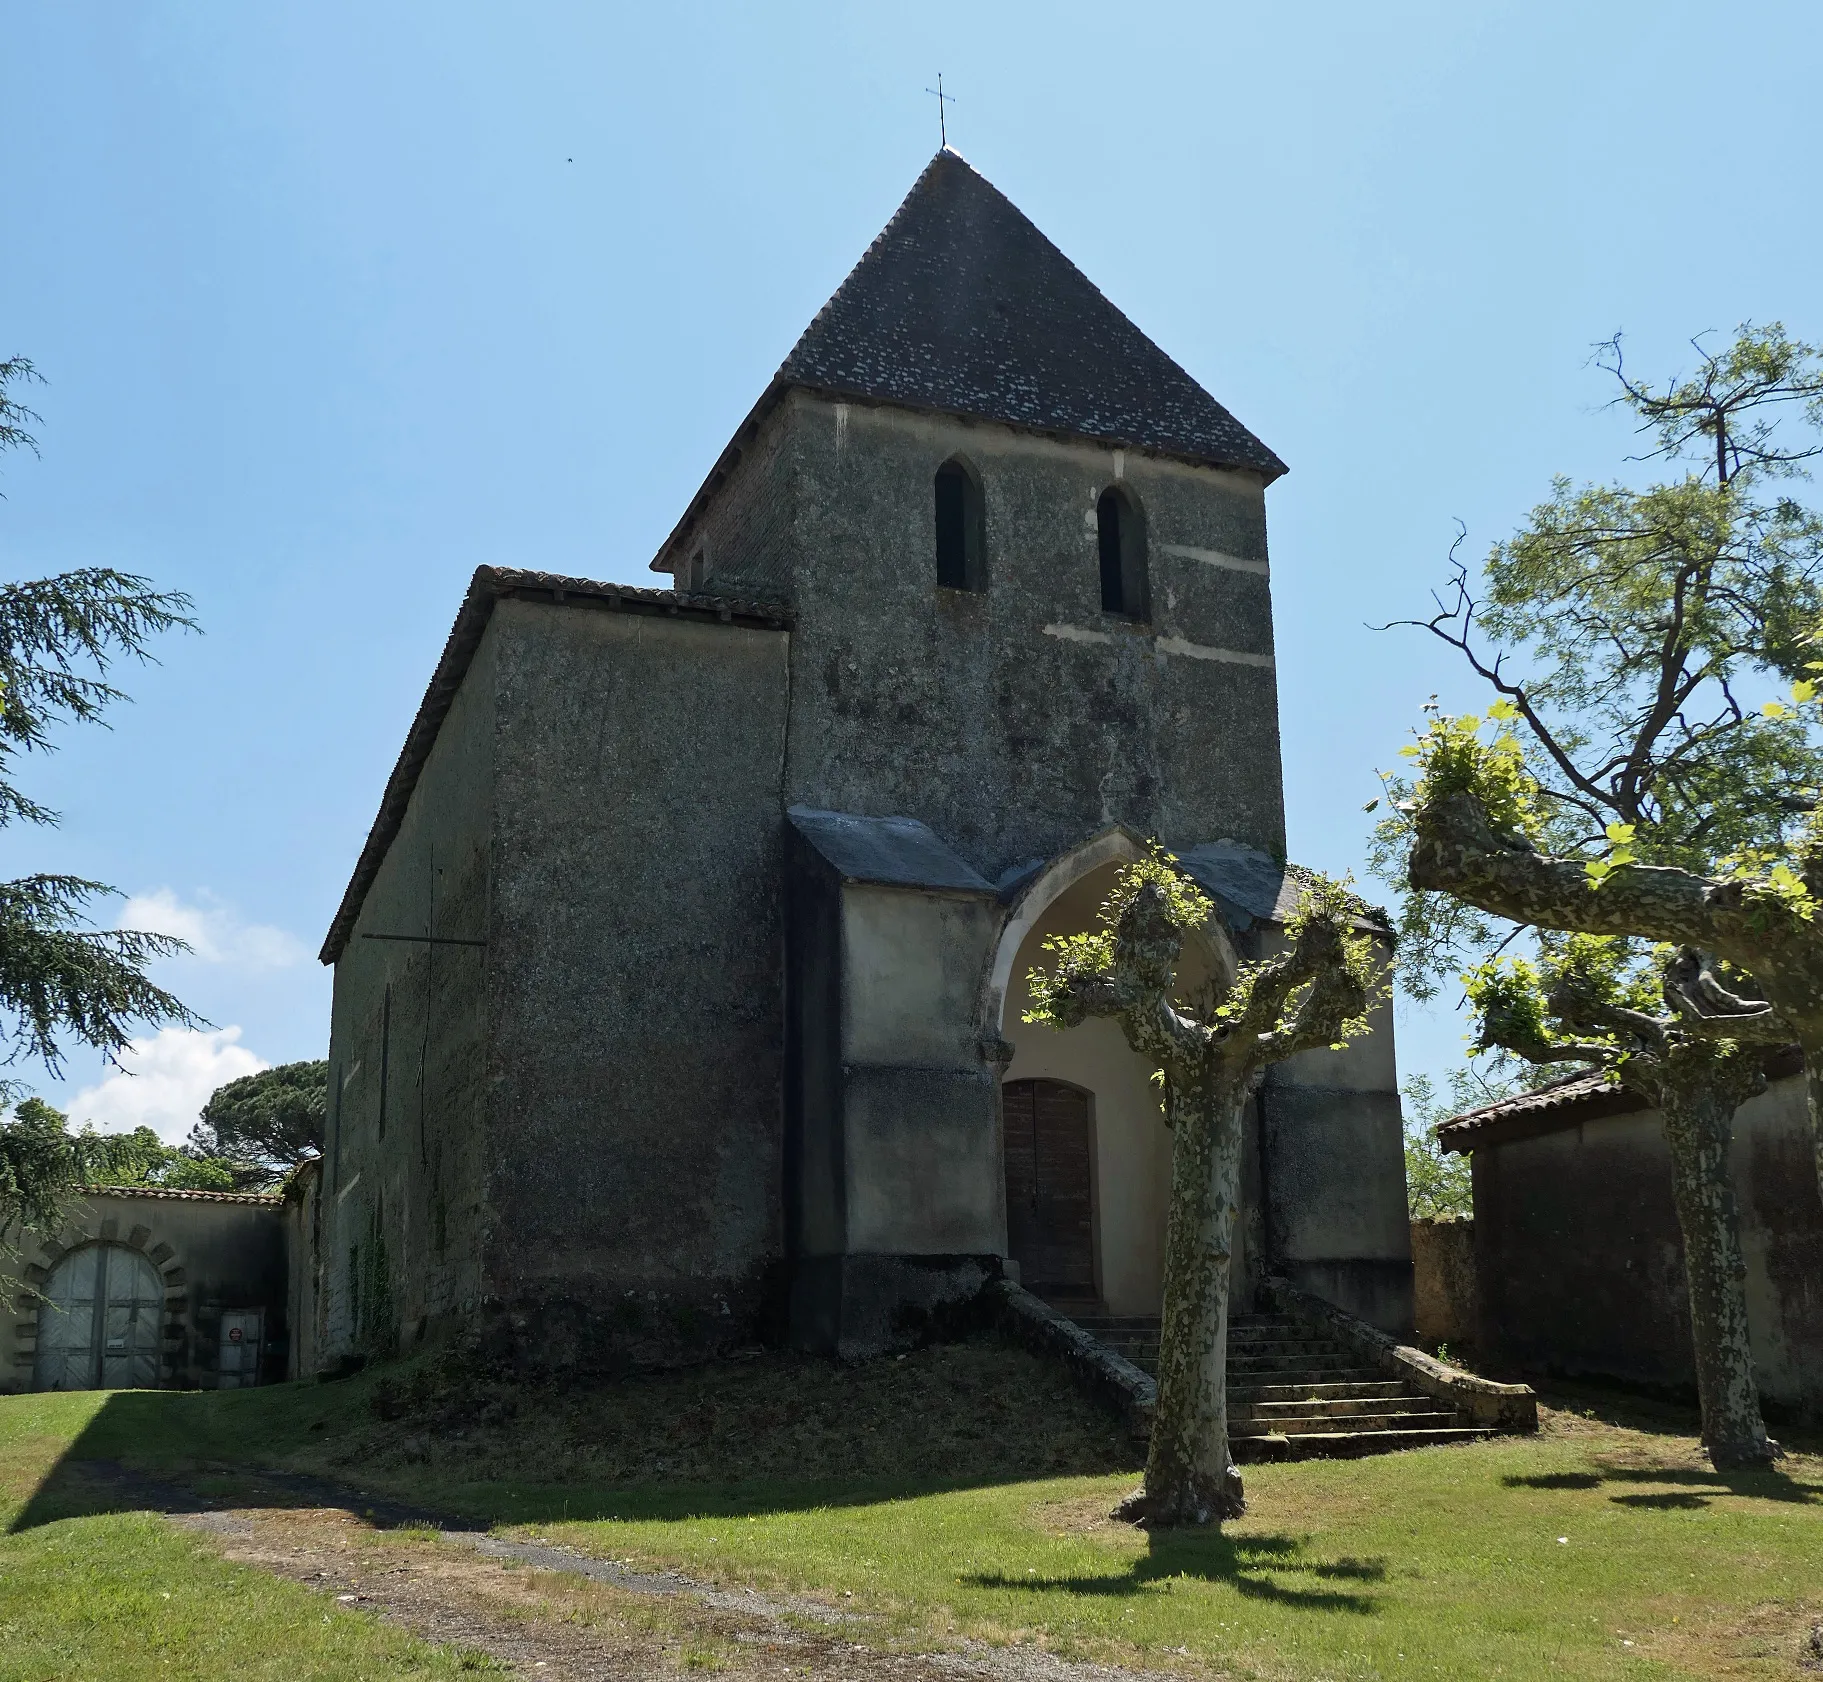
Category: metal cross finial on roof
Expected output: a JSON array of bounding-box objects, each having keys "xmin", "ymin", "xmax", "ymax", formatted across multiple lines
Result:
[{"xmin": 924, "ymin": 74, "xmax": 955, "ymax": 147}]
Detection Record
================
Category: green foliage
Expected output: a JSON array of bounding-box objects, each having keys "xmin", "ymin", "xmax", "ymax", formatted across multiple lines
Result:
[
  {"xmin": 1024, "ymin": 849, "xmax": 1380, "ymax": 1061},
  {"xmin": 1605, "ymin": 320, "xmax": 1823, "ymax": 481},
  {"xmin": 84, "ymin": 1123, "xmax": 243, "ymax": 1193},
  {"xmin": 1401, "ymin": 703, "xmax": 1543, "ymax": 844},
  {"xmin": 1221, "ymin": 871, "xmax": 1381, "ymax": 1048},
  {"xmin": 0, "ymin": 356, "xmax": 41, "ymax": 465},
  {"xmin": 1378, "ymin": 324, "xmax": 1823, "ymax": 998},
  {"xmin": 0, "ymin": 358, "xmax": 201, "ymax": 1098},
  {"xmin": 190, "ymin": 1059, "xmax": 326, "ymax": 1181},
  {"xmin": 0, "ymin": 1094, "xmax": 251, "ymax": 1246},
  {"xmin": 1461, "ymin": 957, "xmax": 1558, "ymax": 1061},
  {"xmin": 0, "ymin": 1097, "xmax": 92, "ymax": 1245},
  {"xmin": 1399, "ymin": 1070, "xmax": 1507, "ymax": 1219},
  {"xmin": 1463, "ymin": 934, "xmax": 1663, "ymax": 1070},
  {"xmin": 1022, "ymin": 846, "xmax": 1213, "ymax": 1027},
  {"xmin": 0, "ymin": 873, "xmax": 201, "ymax": 1076}
]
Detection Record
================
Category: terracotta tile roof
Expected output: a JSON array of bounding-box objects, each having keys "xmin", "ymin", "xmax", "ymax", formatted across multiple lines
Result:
[
  {"xmin": 81, "ymin": 1184, "xmax": 284, "ymax": 1206},
  {"xmin": 1435, "ymin": 1073, "xmax": 1640, "ymax": 1155},
  {"xmin": 320, "ymin": 566, "xmax": 791, "ymax": 964},
  {"xmin": 1435, "ymin": 1044, "xmax": 1804, "ymax": 1154}
]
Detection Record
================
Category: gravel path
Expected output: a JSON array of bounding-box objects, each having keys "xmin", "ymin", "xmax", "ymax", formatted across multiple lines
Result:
[{"xmin": 75, "ymin": 1461, "xmax": 1198, "ymax": 1682}]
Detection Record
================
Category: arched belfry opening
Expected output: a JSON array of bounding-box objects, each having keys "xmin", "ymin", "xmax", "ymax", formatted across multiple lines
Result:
[
  {"xmin": 934, "ymin": 458, "xmax": 986, "ymax": 591},
  {"xmin": 1097, "ymin": 486, "xmax": 1149, "ymax": 619}
]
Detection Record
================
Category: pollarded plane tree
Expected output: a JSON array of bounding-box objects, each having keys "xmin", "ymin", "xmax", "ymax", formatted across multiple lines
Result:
[
  {"xmin": 1379, "ymin": 324, "xmax": 1823, "ymax": 1469},
  {"xmin": 1024, "ymin": 852, "xmax": 1377, "ymax": 1528}
]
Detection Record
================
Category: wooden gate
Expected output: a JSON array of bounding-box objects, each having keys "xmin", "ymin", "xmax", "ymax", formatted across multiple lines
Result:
[
  {"xmin": 1001, "ymin": 1078, "xmax": 1095, "ymax": 1301},
  {"xmin": 33, "ymin": 1242, "xmax": 164, "ymax": 1391}
]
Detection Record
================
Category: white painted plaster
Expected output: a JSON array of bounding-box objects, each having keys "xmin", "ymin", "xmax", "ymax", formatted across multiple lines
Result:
[
  {"xmin": 1153, "ymin": 635, "xmax": 1275, "ymax": 669},
  {"xmin": 843, "ymin": 885, "xmax": 995, "ymax": 1069},
  {"xmin": 1157, "ymin": 543, "xmax": 1270, "ymax": 577},
  {"xmin": 1043, "ymin": 622, "xmax": 1114, "ymax": 646}
]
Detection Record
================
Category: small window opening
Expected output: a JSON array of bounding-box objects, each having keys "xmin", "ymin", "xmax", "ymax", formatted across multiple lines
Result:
[
  {"xmin": 1097, "ymin": 488, "xmax": 1149, "ymax": 619},
  {"xmin": 934, "ymin": 460, "xmax": 986, "ymax": 591}
]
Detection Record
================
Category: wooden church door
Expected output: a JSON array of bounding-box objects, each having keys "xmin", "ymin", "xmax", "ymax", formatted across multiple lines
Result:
[{"xmin": 1001, "ymin": 1078, "xmax": 1095, "ymax": 1302}]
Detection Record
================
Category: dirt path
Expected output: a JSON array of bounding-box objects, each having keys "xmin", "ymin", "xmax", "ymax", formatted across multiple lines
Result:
[{"xmin": 85, "ymin": 1463, "xmax": 1192, "ymax": 1682}]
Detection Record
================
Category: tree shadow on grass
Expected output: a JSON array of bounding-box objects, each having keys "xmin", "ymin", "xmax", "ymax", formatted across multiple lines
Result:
[
  {"xmin": 963, "ymin": 1530, "xmax": 1385, "ymax": 1613},
  {"xmin": 9, "ymin": 1389, "xmax": 1131, "ymax": 1536},
  {"xmin": 1501, "ymin": 1465, "xmax": 1822, "ymax": 1509}
]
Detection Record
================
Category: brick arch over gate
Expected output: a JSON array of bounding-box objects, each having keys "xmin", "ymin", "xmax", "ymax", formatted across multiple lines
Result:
[{"xmin": 4, "ymin": 1186, "xmax": 287, "ymax": 1392}]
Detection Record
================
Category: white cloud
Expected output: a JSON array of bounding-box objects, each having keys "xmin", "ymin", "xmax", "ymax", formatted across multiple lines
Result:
[
  {"xmin": 68, "ymin": 1026, "xmax": 270, "ymax": 1145},
  {"xmin": 118, "ymin": 888, "xmax": 308, "ymax": 971}
]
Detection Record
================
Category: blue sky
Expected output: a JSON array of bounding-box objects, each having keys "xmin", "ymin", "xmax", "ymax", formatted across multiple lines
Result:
[{"xmin": 2, "ymin": 1, "xmax": 1818, "ymax": 1137}]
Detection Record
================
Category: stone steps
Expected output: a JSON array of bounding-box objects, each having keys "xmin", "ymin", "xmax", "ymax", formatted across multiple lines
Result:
[{"xmin": 1066, "ymin": 1310, "xmax": 1494, "ymax": 1463}]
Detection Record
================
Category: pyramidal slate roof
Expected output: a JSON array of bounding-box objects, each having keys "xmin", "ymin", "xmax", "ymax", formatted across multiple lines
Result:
[
  {"xmin": 653, "ymin": 151, "xmax": 1281, "ymax": 571},
  {"xmin": 779, "ymin": 149, "xmax": 1284, "ymax": 478}
]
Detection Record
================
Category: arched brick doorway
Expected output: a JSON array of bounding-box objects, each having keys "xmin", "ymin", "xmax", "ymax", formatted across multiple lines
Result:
[{"xmin": 1001, "ymin": 1077, "xmax": 1095, "ymax": 1305}]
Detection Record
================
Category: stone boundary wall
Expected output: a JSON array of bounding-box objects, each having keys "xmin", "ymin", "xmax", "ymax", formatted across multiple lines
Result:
[{"xmin": 1410, "ymin": 1217, "xmax": 1479, "ymax": 1348}]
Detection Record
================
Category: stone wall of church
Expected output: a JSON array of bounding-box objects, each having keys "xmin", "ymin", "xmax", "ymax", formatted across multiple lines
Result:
[
  {"xmin": 681, "ymin": 401, "xmax": 800, "ymax": 601},
  {"xmin": 320, "ymin": 621, "xmax": 498, "ymax": 1369},
  {"xmin": 1260, "ymin": 932, "xmax": 1413, "ymax": 1335},
  {"xmin": 726, "ymin": 392, "xmax": 1286, "ymax": 878},
  {"xmin": 480, "ymin": 597, "xmax": 792, "ymax": 1368}
]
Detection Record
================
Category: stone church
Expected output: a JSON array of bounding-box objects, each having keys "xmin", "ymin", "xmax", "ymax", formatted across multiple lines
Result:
[{"xmin": 302, "ymin": 149, "xmax": 1412, "ymax": 1375}]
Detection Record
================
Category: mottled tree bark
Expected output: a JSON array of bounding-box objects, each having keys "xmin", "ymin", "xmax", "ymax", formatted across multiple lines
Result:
[
  {"xmin": 1132, "ymin": 1069, "xmax": 1251, "ymax": 1526},
  {"xmin": 1657, "ymin": 1069, "xmax": 1776, "ymax": 1469}
]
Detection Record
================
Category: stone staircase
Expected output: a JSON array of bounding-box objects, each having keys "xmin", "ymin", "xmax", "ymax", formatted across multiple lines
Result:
[{"xmin": 1071, "ymin": 1311, "xmax": 1496, "ymax": 1461}]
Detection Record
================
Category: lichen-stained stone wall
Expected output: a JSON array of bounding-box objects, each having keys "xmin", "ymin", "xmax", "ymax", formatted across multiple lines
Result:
[
  {"xmin": 1411, "ymin": 1216, "xmax": 1479, "ymax": 1347},
  {"xmin": 482, "ymin": 598, "xmax": 791, "ymax": 1367},
  {"xmin": 688, "ymin": 391, "xmax": 1287, "ymax": 876},
  {"xmin": 322, "ymin": 619, "xmax": 498, "ymax": 1367}
]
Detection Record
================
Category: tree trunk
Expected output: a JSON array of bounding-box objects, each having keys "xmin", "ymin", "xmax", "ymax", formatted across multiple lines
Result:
[
  {"xmin": 1807, "ymin": 1051, "xmax": 1823, "ymax": 1226},
  {"xmin": 1658, "ymin": 1083, "xmax": 1777, "ymax": 1469},
  {"xmin": 1126, "ymin": 1072, "xmax": 1248, "ymax": 1526}
]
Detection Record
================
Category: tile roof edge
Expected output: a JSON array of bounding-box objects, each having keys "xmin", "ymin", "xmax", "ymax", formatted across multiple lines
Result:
[
  {"xmin": 1434, "ymin": 1043, "xmax": 1805, "ymax": 1154},
  {"xmin": 77, "ymin": 1184, "xmax": 285, "ymax": 1205},
  {"xmin": 318, "ymin": 567, "xmax": 791, "ymax": 965}
]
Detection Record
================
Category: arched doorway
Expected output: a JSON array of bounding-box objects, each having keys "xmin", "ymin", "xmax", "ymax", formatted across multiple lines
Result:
[
  {"xmin": 987, "ymin": 830, "xmax": 1240, "ymax": 1316},
  {"xmin": 34, "ymin": 1242, "xmax": 164, "ymax": 1391},
  {"xmin": 1002, "ymin": 1078, "xmax": 1095, "ymax": 1301}
]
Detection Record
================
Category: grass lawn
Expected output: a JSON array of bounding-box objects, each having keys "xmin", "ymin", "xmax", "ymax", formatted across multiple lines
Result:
[
  {"xmin": 6, "ymin": 1337, "xmax": 1821, "ymax": 1679},
  {"xmin": 0, "ymin": 1390, "xmax": 501, "ymax": 1680}
]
